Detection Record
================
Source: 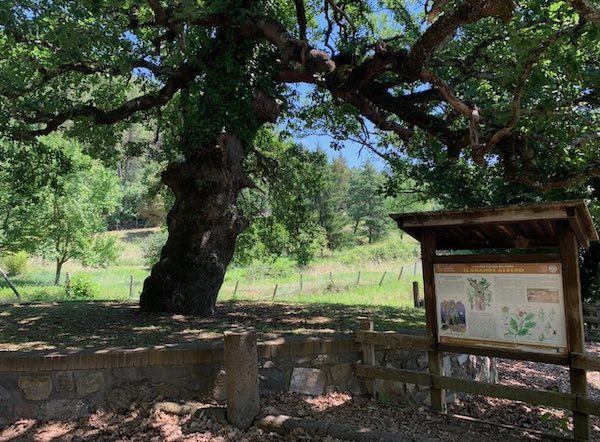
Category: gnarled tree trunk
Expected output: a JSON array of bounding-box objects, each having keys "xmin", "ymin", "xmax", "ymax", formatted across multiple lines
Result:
[{"xmin": 139, "ymin": 134, "xmax": 252, "ymax": 316}]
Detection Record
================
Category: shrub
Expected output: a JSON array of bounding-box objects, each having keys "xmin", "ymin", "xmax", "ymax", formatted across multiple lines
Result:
[
  {"xmin": 338, "ymin": 239, "xmax": 418, "ymax": 265},
  {"xmin": 245, "ymin": 258, "xmax": 296, "ymax": 280},
  {"xmin": 142, "ymin": 231, "xmax": 168, "ymax": 268},
  {"xmin": 1, "ymin": 251, "xmax": 29, "ymax": 275},
  {"xmin": 65, "ymin": 274, "xmax": 99, "ymax": 299}
]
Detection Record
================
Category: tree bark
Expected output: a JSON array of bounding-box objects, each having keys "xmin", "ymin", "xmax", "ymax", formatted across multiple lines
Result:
[
  {"xmin": 139, "ymin": 134, "xmax": 252, "ymax": 316},
  {"xmin": 54, "ymin": 259, "xmax": 64, "ymax": 286}
]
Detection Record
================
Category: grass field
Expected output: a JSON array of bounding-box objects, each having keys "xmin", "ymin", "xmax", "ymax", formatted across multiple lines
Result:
[{"xmin": 0, "ymin": 229, "xmax": 424, "ymax": 308}]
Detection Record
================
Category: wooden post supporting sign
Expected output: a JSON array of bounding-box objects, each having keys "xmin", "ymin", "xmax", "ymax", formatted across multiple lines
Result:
[
  {"xmin": 561, "ymin": 227, "xmax": 590, "ymax": 441},
  {"xmin": 421, "ymin": 231, "xmax": 445, "ymax": 412}
]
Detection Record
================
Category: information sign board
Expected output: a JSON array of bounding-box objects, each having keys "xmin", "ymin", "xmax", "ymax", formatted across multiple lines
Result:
[{"xmin": 434, "ymin": 262, "xmax": 567, "ymax": 354}]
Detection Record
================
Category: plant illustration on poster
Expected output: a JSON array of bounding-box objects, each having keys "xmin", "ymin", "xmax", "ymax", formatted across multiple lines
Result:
[{"xmin": 501, "ymin": 307, "xmax": 537, "ymax": 339}]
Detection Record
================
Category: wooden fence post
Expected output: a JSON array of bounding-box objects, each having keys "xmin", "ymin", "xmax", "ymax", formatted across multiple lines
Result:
[
  {"xmin": 412, "ymin": 281, "xmax": 420, "ymax": 308},
  {"xmin": 358, "ymin": 318, "xmax": 375, "ymax": 396},
  {"xmin": 397, "ymin": 267, "xmax": 404, "ymax": 281},
  {"xmin": 224, "ymin": 329, "xmax": 259, "ymax": 429},
  {"xmin": 129, "ymin": 275, "xmax": 134, "ymax": 298},
  {"xmin": 413, "ymin": 261, "xmax": 417, "ymax": 276},
  {"xmin": 272, "ymin": 284, "xmax": 278, "ymax": 300},
  {"xmin": 378, "ymin": 272, "xmax": 387, "ymax": 286},
  {"xmin": 561, "ymin": 226, "xmax": 589, "ymax": 441},
  {"xmin": 233, "ymin": 280, "xmax": 239, "ymax": 295},
  {"xmin": 356, "ymin": 271, "xmax": 361, "ymax": 285},
  {"xmin": 300, "ymin": 274, "xmax": 303, "ymax": 292}
]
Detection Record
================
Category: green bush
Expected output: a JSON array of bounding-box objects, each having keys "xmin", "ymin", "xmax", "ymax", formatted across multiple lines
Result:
[
  {"xmin": 65, "ymin": 274, "xmax": 99, "ymax": 299},
  {"xmin": 245, "ymin": 258, "xmax": 296, "ymax": 280},
  {"xmin": 142, "ymin": 231, "xmax": 168, "ymax": 268},
  {"xmin": 338, "ymin": 239, "xmax": 419, "ymax": 265},
  {"xmin": 1, "ymin": 251, "xmax": 29, "ymax": 275}
]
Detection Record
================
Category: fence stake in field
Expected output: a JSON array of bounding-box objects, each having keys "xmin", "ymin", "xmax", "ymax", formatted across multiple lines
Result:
[
  {"xmin": 412, "ymin": 281, "xmax": 420, "ymax": 308},
  {"xmin": 378, "ymin": 271, "xmax": 387, "ymax": 286},
  {"xmin": 329, "ymin": 271, "xmax": 333, "ymax": 283},
  {"xmin": 413, "ymin": 261, "xmax": 417, "ymax": 276},
  {"xmin": 356, "ymin": 271, "xmax": 361, "ymax": 285},
  {"xmin": 397, "ymin": 267, "xmax": 404, "ymax": 281},
  {"xmin": 233, "ymin": 280, "xmax": 239, "ymax": 295},
  {"xmin": 129, "ymin": 275, "xmax": 134, "ymax": 298},
  {"xmin": 300, "ymin": 274, "xmax": 303, "ymax": 292},
  {"xmin": 272, "ymin": 284, "xmax": 278, "ymax": 300}
]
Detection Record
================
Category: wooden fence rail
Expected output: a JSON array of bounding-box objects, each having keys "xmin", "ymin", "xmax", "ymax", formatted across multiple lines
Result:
[{"xmin": 354, "ymin": 325, "xmax": 600, "ymax": 440}]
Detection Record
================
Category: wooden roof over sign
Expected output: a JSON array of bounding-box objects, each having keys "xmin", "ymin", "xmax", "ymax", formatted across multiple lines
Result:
[{"xmin": 390, "ymin": 200, "xmax": 598, "ymax": 250}]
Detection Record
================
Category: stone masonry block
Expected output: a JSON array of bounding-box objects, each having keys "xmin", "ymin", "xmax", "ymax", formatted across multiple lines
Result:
[{"xmin": 17, "ymin": 375, "xmax": 52, "ymax": 401}]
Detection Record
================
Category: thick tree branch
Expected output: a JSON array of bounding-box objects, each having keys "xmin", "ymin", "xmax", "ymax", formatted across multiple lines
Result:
[
  {"xmin": 145, "ymin": 0, "xmax": 179, "ymax": 32},
  {"xmin": 405, "ymin": 0, "xmax": 514, "ymax": 78},
  {"xmin": 1, "ymin": 60, "xmax": 163, "ymax": 100},
  {"xmin": 293, "ymin": 0, "xmax": 308, "ymax": 40},
  {"xmin": 13, "ymin": 64, "xmax": 199, "ymax": 139},
  {"xmin": 567, "ymin": 0, "xmax": 600, "ymax": 24},
  {"xmin": 420, "ymin": 70, "xmax": 472, "ymax": 117},
  {"xmin": 360, "ymin": 84, "xmax": 463, "ymax": 149},
  {"xmin": 335, "ymin": 92, "xmax": 413, "ymax": 140}
]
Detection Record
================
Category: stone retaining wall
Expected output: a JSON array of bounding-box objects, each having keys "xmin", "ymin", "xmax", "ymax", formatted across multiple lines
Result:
[
  {"xmin": 0, "ymin": 336, "xmax": 361, "ymax": 424},
  {"xmin": 0, "ymin": 335, "xmax": 496, "ymax": 424}
]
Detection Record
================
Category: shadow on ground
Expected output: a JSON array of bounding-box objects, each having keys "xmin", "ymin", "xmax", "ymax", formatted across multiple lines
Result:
[{"xmin": 0, "ymin": 301, "xmax": 425, "ymax": 354}]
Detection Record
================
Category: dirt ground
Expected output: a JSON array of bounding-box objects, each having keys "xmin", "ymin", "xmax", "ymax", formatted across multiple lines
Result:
[
  {"xmin": 0, "ymin": 301, "xmax": 599, "ymax": 440},
  {"xmin": 1, "ymin": 345, "xmax": 599, "ymax": 441}
]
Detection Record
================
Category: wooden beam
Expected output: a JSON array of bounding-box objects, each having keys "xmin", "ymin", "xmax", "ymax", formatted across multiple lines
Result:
[
  {"xmin": 571, "ymin": 353, "xmax": 600, "ymax": 372},
  {"xmin": 354, "ymin": 365, "xmax": 592, "ymax": 413},
  {"xmin": 435, "ymin": 238, "xmax": 560, "ymax": 250},
  {"xmin": 438, "ymin": 343, "xmax": 569, "ymax": 366},
  {"xmin": 354, "ymin": 364, "xmax": 432, "ymax": 387},
  {"xmin": 432, "ymin": 375, "xmax": 575, "ymax": 411},
  {"xmin": 397, "ymin": 207, "xmax": 568, "ymax": 229},
  {"xmin": 577, "ymin": 396, "xmax": 600, "ymax": 416},
  {"xmin": 354, "ymin": 331, "xmax": 435, "ymax": 350},
  {"xmin": 567, "ymin": 207, "xmax": 590, "ymax": 248}
]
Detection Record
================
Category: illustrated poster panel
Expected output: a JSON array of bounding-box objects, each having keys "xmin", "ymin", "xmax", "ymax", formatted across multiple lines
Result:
[{"xmin": 434, "ymin": 263, "xmax": 567, "ymax": 354}]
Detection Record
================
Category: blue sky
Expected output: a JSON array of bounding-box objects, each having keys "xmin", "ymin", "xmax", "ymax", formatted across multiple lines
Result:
[{"xmin": 297, "ymin": 133, "xmax": 388, "ymax": 169}]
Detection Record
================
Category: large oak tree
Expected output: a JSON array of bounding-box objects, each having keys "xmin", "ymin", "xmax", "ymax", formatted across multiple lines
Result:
[{"xmin": 1, "ymin": 0, "xmax": 598, "ymax": 315}]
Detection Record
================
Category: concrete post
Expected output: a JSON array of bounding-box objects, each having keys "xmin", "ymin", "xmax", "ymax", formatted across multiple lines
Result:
[{"xmin": 224, "ymin": 329, "xmax": 259, "ymax": 429}]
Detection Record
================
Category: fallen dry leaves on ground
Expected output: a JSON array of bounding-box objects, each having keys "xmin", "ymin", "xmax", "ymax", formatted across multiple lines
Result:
[{"xmin": 1, "ymin": 343, "xmax": 599, "ymax": 442}]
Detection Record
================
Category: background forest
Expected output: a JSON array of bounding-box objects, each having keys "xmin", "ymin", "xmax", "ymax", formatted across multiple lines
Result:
[{"xmin": 0, "ymin": 130, "xmax": 432, "ymax": 304}]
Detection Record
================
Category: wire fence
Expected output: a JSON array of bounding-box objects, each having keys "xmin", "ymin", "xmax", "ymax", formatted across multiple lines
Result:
[{"xmin": 219, "ymin": 262, "xmax": 424, "ymax": 302}]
